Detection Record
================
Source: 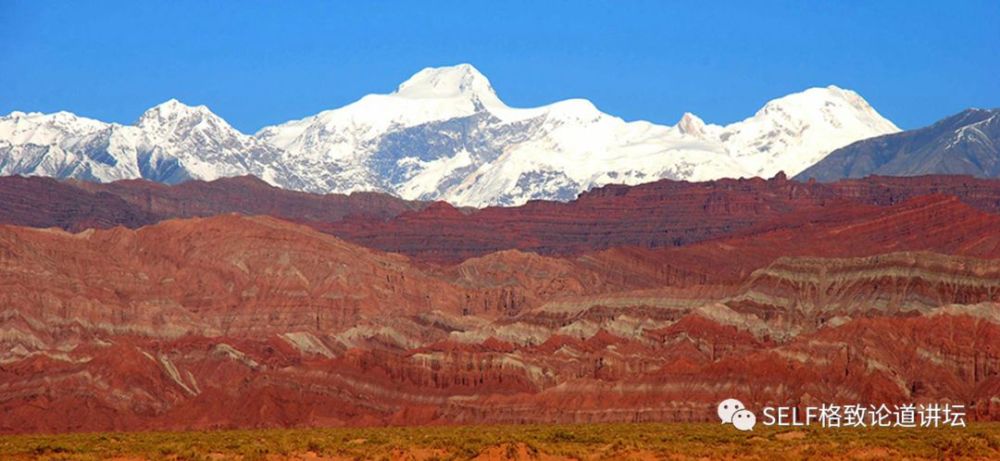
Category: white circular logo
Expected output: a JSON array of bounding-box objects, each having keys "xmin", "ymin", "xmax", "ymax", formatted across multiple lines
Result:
[
  {"xmin": 731, "ymin": 409, "xmax": 757, "ymax": 431},
  {"xmin": 717, "ymin": 398, "xmax": 745, "ymax": 424}
]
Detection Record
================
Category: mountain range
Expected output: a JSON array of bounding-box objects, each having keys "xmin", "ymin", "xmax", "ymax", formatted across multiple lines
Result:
[
  {"xmin": 5, "ymin": 173, "xmax": 1000, "ymax": 262},
  {"xmin": 0, "ymin": 64, "xmax": 901, "ymax": 206},
  {"xmin": 798, "ymin": 108, "xmax": 1000, "ymax": 181}
]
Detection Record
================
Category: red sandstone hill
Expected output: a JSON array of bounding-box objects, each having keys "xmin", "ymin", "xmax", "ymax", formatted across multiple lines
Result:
[
  {"xmin": 828, "ymin": 175, "xmax": 1000, "ymax": 210},
  {"xmin": 0, "ymin": 175, "xmax": 426, "ymax": 232},
  {"xmin": 69, "ymin": 175, "xmax": 429, "ymax": 223},
  {"xmin": 1, "ymin": 201, "xmax": 998, "ymax": 433},
  {"xmin": 3, "ymin": 174, "xmax": 1000, "ymax": 263},
  {"xmin": 584, "ymin": 194, "xmax": 1000, "ymax": 287},
  {"xmin": 0, "ymin": 176, "xmax": 157, "ymax": 230},
  {"xmin": 320, "ymin": 174, "xmax": 1000, "ymax": 262}
]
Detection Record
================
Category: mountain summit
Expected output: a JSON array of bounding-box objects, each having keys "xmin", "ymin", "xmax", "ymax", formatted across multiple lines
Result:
[
  {"xmin": 394, "ymin": 64, "xmax": 501, "ymax": 104},
  {"xmin": 0, "ymin": 65, "xmax": 900, "ymax": 206},
  {"xmin": 719, "ymin": 85, "xmax": 900, "ymax": 177}
]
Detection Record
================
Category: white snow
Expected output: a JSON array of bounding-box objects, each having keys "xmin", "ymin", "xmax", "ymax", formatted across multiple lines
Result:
[
  {"xmin": 0, "ymin": 64, "xmax": 900, "ymax": 207},
  {"xmin": 0, "ymin": 98, "xmax": 294, "ymax": 186},
  {"xmin": 396, "ymin": 149, "xmax": 475, "ymax": 200},
  {"xmin": 719, "ymin": 85, "xmax": 900, "ymax": 177}
]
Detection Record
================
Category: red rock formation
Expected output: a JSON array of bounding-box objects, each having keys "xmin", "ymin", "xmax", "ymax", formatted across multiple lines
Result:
[
  {"xmin": 1, "ymin": 203, "xmax": 998, "ymax": 433},
  {"xmin": 585, "ymin": 195, "xmax": 1000, "ymax": 287},
  {"xmin": 0, "ymin": 175, "xmax": 426, "ymax": 233},
  {"xmin": 322, "ymin": 175, "xmax": 1000, "ymax": 262},
  {"xmin": 828, "ymin": 174, "xmax": 1000, "ymax": 211},
  {"xmin": 5, "ymin": 174, "xmax": 1000, "ymax": 263},
  {"xmin": 70, "ymin": 175, "xmax": 427, "ymax": 222},
  {"xmin": 319, "ymin": 175, "xmax": 841, "ymax": 262},
  {"xmin": 0, "ymin": 175, "xmax": 156, "ymax": 231},
  {"xmin": 729, "ymin": 252, "xmax": 1000, "ymax": 323}
]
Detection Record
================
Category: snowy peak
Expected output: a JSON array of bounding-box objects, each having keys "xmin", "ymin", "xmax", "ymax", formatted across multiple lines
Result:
[
  {"xmin": 255, "ymin": 64, "xmax": 512, "ymax": 170},
  {"xmin": 395, "ymin": 64, "xmax": 495, "ymax": 98},
  {"xmin": 676, "ymin": 112, "xmax": 711, "ymax": 137},
  {"xmin": 0, "ymin": 98, "xmax": 288, "ymax": 186},
  {"xmin": 134, "ymin": 98, "xmax": 254, "ymax": 161},
  {"xmin": 0, "ymin": 110, "xmax": 108, "ymax": 146},
  {"xmin": 719, "ymin": 85, "xmax": 900, "ymax": 177},
  {"xmin": 753, "ymin": 85, "xmax": 889, "ymax": 123},
  {"xmin": 138, "ymin": 99, "xmax": 227, "ymax": 132},
  {"xmin": 393, "ymin": 64, "xmax": 503, "ymax": 107}
]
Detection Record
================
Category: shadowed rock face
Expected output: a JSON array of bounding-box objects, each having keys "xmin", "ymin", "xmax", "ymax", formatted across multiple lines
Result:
[
  {"xmin": 797, "ymin": 108, "xmax": 1000, "ymax": 181},
  {"xmin": 0, "ymin": 175, "xmax": 427, "ymax": 232},
  {"xmin": 0, "ymin": 176, "xmax": 157, "ymax": 230},
  {"xmin": 69, "ymin": 175, "xmax": 428, "ymax": 223},
  {"xmin": 1, "ymin": 195, "xmax": 999, "ymax": 433}
]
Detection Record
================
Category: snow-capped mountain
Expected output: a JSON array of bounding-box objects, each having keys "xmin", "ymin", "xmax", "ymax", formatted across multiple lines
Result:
[
  {"xmin": 0, "ymin": 100, "xmax": 297, "ymax": 187},
  {"xmin": 0, "ymin": 110, "xmax": 140, "ymax": 182},
  {"xmin": 718, "ymin": 86, "xmax": 901, "ymax": 177},
  {"xmin": 0, "ymin": 64, "xmax": 900, "ymax": 206}
]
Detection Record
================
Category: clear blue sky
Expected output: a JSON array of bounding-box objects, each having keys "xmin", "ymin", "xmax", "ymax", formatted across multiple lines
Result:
[{"xmin": 2, "ymin": 1, "xmax": 998, "ymax": 132}]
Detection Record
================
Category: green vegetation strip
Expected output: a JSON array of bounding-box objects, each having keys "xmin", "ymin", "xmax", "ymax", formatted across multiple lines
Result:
[{"xmin": 1, "ymin": 423, "xmax": 998, "ymax": 460}]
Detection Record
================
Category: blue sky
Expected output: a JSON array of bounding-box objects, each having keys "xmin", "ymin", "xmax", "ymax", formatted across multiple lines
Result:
[{"xmin": 1, "ymin": 1, "xmax": 998, "ymax": 132}]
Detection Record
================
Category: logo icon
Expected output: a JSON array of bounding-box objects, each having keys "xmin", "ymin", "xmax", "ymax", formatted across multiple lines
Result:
[
  {"xmin": 718, "ymin": 398, "xmax": 756, "ymax": 431},
  {"xmin": 731, "ymin": 408, "xmax": 757, "ymax": 431}
]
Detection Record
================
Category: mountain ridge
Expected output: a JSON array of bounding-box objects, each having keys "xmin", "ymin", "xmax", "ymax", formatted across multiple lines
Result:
[
  {"xmin": 797, "ymin": 107, "xmax": 1000, "ymax": 181},
  {"xmin": 0, "ymin": 64, "xmax": 899, "ymax": 206},
  {"xmin": 4, "ymin": 173, "xmax": 1000, "ymax": 263}
]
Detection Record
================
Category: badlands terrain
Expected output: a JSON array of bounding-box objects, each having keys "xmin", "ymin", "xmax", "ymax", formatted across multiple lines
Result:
[{"xmin": 0, "ymin": 173, "xmax": 998, "ymax": 434}]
